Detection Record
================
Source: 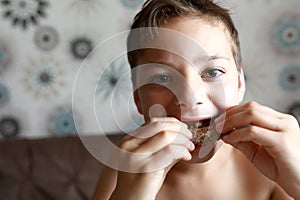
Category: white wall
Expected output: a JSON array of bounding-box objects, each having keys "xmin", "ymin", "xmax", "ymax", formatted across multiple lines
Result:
[{"xmin": 0, "ymin": 0, "xmax": 299, "ymax": 138}]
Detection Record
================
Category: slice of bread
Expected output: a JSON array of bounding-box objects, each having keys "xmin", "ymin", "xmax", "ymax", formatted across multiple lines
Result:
[{"xmin": 189, "ymin": 126, "xmax": 219, "ymax": 144}]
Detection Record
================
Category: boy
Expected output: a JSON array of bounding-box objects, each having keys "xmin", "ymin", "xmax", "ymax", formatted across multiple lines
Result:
[{"xmin": 92, "ymin": 0, "xmax": 300, "ymax": 199}]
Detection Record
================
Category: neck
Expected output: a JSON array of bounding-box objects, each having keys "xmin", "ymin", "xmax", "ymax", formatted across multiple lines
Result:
[{"xmin": 169, "ymin": 142, "xmax": 232, "ymax": 177}]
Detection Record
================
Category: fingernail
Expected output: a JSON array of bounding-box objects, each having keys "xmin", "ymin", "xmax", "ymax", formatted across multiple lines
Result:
[
  {"xmin": 189, "ymin": 142, "xmax": 195, "ymax": 151},
  {"xmin": 186, "ymin": 129, "xmax": 193, "ymax": 139}
]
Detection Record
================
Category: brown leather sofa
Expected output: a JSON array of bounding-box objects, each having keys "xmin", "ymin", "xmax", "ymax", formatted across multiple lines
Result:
[{"xmin": 0, "ymin": 134, "xmax": 124, "ymax": 200}]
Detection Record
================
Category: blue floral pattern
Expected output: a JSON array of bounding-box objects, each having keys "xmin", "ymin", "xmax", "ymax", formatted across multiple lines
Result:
[
  {"xmin": 70, "ymin": 37, "xmax": 93, "ymax": 60},
  {"xmin": 34, "ymin": 26, "xmax": 59, "ymax": 51},
  {"xmin": 68, "ymin": 0, "xmax": 102, "ymax": 15},
  {"xmin": 1, "ymin": 0, "xmax": 48, "ymax": 29},
  {"xmin": 50, "ymin": 108, "xmax": 77, "ymax": 136},
  {"xmin": 0, "ymin": 0, "xmax": 298, "ymax": 139},
  {"xmin": 0, "ymin": 116, "xmax": 20, "ymax": 138},
  {"xmin": 273, "ymin": 17, "xmax": 300, "ymax": 53},
  {"xmin": 119, "ymin": 0, "xmax": 144, "ymax": 9},
  {"xmin": 96, "ymin": 59, "xmax": 131, "ymax": 100},
  {"xmin": 279, "ymin": 65, "xmax": 300, "ymax": 91},
  {"xmin": 22, "ymin": 56, "xmax": 65, "ymax": 100}
]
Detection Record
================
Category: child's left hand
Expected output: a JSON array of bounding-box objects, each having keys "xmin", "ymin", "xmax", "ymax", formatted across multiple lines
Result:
[{"xmin": 215, "ymin": 101, "xmax": 300, "ymax": 198}]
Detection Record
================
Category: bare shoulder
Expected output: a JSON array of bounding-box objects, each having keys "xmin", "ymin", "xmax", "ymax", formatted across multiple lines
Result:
[
  {"xmin": 91, "ymin": 166, "xmax": 118, "ymax": 200},
  {"xmin": 223, "ymin": 145, "xmax": 279, "ymax": 199},
  {"xmin": 219, "ymin": 145, "xmax": 295, "ymax": 200},
  {"xmin": 229, "ymin": 146, "xmax": 293, "ymax": 200}
]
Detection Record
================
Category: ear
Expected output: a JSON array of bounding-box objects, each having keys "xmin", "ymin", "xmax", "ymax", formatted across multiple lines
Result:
[
  {"xmin": 133, "ymin": 90, "xmax": 143, "ymax": 114},
  {"xmin": 237, "ymin": 69, "xmax": 246, "ymax": 103}
]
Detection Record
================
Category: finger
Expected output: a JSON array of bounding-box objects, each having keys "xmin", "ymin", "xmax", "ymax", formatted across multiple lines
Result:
[
  {"xmin": 150, "ymin": 117, "xmax": 182, "ymax": 123},
  {"xmin": 120, "ymin": 119, "xmax": 192, "ymax": 152},
  {"xmin": 217, "ymin": 111, "xmax": 279, "ymax": 134},
  {"xmin": 137, "ymin": 131, "xmax": 195, "ymax": 153},
  {"xmin": 118, "ymin": 144, "xmax": 192, "ymax": 173},
  {"xmin": 131, "ymin": 117, "xmax": 192, "ymax": 140},
  {"xmin": 137, "ymin": 145, "xmax": 192, "ymax": 172},
  {"xmin": 222, "ymin": 125, "xmax": 280, "ymax": 148},
  {"xmin": 215, "ymin": 102, "xmax": 286, "ymax": 133},
  {"xmin": 150, "ymin": 117, "xmax": 190, "ymax": 136},
  {"xmin": 152, "ymin": 145, "xmax": 192, "ymax": 166},
  {"xmin": 161, "ymin": 145, "xmax": 192, "ymax": 161},
  {"xmin": 225, "ymin": 102, "xmax": 281, "ymax": 117},
  {"xmin": 135, "ymin": 117, "xmax": 190, "ymax": 137},
  {"xmin": 143, "ymin": 117, "xmax": 186, "ymax": 127}
]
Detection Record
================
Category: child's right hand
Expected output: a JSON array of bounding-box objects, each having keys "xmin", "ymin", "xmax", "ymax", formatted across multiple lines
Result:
[{"xmin": 110, "ymin": 117, "xmax": 194, "ymax": 200}]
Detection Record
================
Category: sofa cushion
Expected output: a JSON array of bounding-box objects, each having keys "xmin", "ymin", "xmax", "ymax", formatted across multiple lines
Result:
[{"xmin": 0, "ymin": 134, "xmax": 123, "ymax": 200}]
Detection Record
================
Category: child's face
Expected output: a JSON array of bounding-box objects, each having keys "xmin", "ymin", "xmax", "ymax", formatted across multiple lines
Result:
[
  {"xmin": 133, "ymin": 17, "xmax": 245, "ymax": 162},
  {"xmin": 134, "ymin": 17, "xmax": 245, "ymax": 123}
]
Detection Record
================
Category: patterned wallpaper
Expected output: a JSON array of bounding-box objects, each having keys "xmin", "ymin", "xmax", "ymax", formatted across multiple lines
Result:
[{"xmin": 0, "ymin": 0, "xmax": 299, "ymax": 139}]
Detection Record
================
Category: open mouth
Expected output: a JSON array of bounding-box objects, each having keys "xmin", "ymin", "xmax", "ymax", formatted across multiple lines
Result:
[{"xmin": 186, "ymin": 119, "xmax": 220, "ymax": 145}]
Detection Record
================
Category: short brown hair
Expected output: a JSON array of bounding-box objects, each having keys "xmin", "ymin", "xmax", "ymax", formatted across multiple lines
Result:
[{"xmin": 127, "ymin": 0, "xmax": 242, "ymax": 71}]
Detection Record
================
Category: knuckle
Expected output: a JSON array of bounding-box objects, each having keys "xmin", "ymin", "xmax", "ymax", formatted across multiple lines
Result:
[
  {"xmin": 118, "ymin": 138, "xmax": 136, "ymax": 151},
  {"xmin": 150, "ymin": 117, "xmax": 160, "ymax": 122},
  {"xmin": 164, "ymin": 146, "xmax": 174, "ymax": 156},
  {"xmin": 285, "ymin": 114, "xmax": 298, "ymax": 125},
  {"xmin": 159, "ymin": 131, "xmax": 173, "ymax": 141},
  {"xmin": 151, "ymin": 121, "xmax": 164, "ymax": 131},
  {"xmin": 119, "ymin": 138, "xmax": 132, "ymax": 147},
  {"xmin": 246, "ymin": 101, "xmax": 259, "ymax": 108},
  {"xmin": 280, "ymin": 114, "xmax": 299, "ymax": 131},
  {"xmin": 169, "ymin": 117, "xmax": 179, "ymax": 122},
  {"xmin": 245, "ymin": 126, "xmax": 259, "ymax": 138},
  {"xmin": 118, "ymin": 140, "xmax": 129, "ymax": 150},
  {"xmin": 247, "ymin": 125, "xmax": 257, "ymax": 133},
  {"xmin": 245, "ymin": 108, "xmax": 256, "ymax": 117},
  {"xmin": 150, "ymin": 118, "xmax": 165, "ymax": 129},
  {"xmin": 150, "ymin": 119, "xmax": 159, "ymax": 126}
]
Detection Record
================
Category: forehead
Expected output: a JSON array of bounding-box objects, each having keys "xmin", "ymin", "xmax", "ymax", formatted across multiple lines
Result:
[{"xmin": 137, "ymin": 17, "xmax": 234, "ymax": 66}]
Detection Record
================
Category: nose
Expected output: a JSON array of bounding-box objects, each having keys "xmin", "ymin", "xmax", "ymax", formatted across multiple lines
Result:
[{"xmin": 173, "ymin": 68, "xmax": 207, "ymax": 110}]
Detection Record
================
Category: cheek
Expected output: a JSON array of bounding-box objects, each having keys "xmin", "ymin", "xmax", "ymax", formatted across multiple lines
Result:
[
  {"xmin": 139, "ymin": 87, "xmax": 175, "ymax": 114},
  {"xmin": 208, "ymin": 80, "xmax": 240, "ymax": 110}
]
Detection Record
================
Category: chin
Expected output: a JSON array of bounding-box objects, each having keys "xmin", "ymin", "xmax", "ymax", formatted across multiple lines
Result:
[{"xmin": 185, "ymin": 140, "xmax": 223, "ymax": 164}]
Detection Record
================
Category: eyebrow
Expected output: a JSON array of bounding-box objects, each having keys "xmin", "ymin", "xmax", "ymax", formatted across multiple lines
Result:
[
  {"xmin": 143, "ymin": 55, "xmax": 230, "ymax": 69},
  {"xmin": 208, "ymin": 55, "xmax": 230, "ymax": 61},
  {"xmin": 145, "ymin": 60, "xmax": 177, "ymax": 68}
]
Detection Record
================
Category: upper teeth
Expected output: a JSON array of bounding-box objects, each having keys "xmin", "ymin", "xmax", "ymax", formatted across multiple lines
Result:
[{"xmin": 188, "ymin": 121, "xmax": 203, "ymax": 129}]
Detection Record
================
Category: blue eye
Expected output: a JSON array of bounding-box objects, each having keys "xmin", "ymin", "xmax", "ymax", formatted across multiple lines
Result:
[
  {"xmin": 150, "ymin": 74, "xmax": 172, "ymax": 84},
  {"xmin": 202, "ymin": 68, "xmax": 225, "ymax": 79}
]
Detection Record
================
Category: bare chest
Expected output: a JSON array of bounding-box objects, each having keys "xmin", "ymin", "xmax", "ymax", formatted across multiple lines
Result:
[
  {"xmin": 156, "ymin": 162, "xmax": 272, "ymax": 200},
  {"xmin": 157, "ymin": 177, "xmax": 270, "ymax": 200}
]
